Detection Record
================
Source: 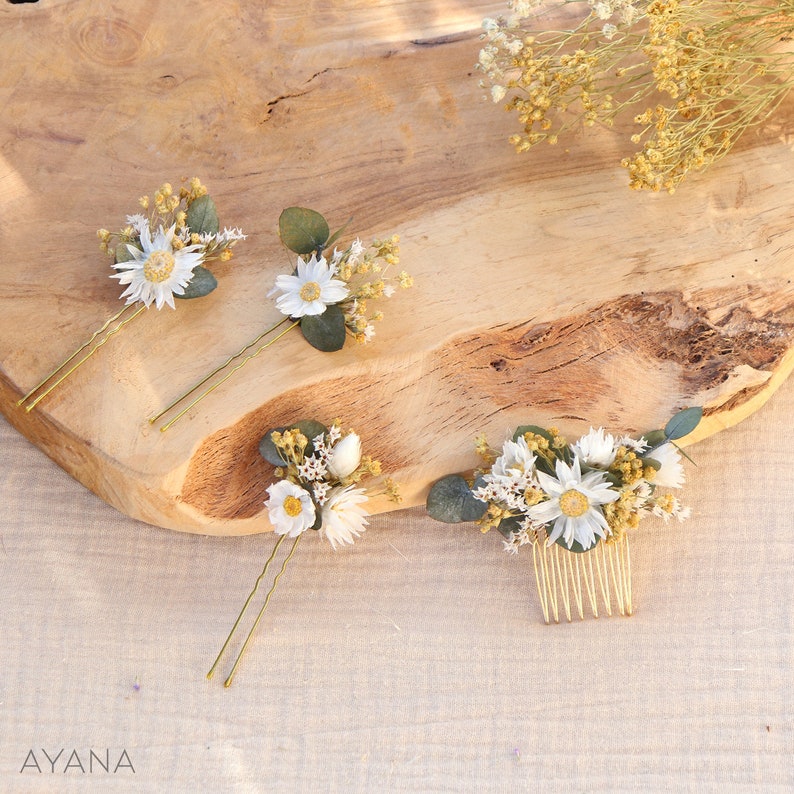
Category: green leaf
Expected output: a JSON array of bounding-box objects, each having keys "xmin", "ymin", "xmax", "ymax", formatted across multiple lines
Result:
[
  {"xmin": 258, "ymin": 420, "xmax": 329, "ymax": 466},
  {"xmin": 186, "ymin": 194, "xmax": 219, "ymax": 236},
  {"xmin": 325, "ymin": 216, "xmax": 353, "ymax": 251},
  {"xmin": 554, "ymin": 534, "xmax": 600, "ymax": 554},
  {"xmin": 114, "ymin": 242, "xmax": 138, "ymax": 265},
  {"xmin": 426, "ymin": 475, "xmax": 487, "ymax": 524},
  {"xmin": 511, "ymin": 423, "xmax": 567, "ymax": 472},
  {"xmin": 175, "ymin": 266, "xmax": 217, "ymax": 300},
  {"xmin": 664, "ymin": 407, "xmax": 702, "ymax": 440},
  {"xmin": 512, "ymin": 425, "xmax": 554, "ymax": 444},
  {"xmin": 300, "ymin": 305, "xmax": 346, "ymax": 352},
  {"xmin": 496, "ymin": 514, "xmax": 523, "ymax": 539},
  {"xmin": 640, "ymin": 456, "xmax": 661, "ymax": 471},
  {"xmin": 640, "ymin": 429, "xmax": 666, "ymax": 450},
  {"xmin": 259, "ymin": 427, "xmax": 288, "ymax": 466},
  {"xmin": 304, "ymin": 485, "xmax": 324, "ymax": 530},
  {"xmin": 279, "ymin": 207, "xmax": 330, "ymax": 255},
  {"xmin": 292, "ymin": 420, "xmax": 329, "ymax": 452}
]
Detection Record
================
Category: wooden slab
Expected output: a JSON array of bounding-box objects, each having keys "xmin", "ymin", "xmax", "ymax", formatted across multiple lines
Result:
[{"xmin": 1, "ymin": 1, "xmax": 793, "ymax": 534}]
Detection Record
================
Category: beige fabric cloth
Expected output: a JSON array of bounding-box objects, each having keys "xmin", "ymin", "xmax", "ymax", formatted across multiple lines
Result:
[{"xmin": 1, "ymin": 380, "xmax": 792, "ymax": 793}]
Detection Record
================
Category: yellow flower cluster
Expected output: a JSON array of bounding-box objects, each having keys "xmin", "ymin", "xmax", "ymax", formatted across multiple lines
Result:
[
  {"xmin": 479, "ymin": 0, "xmax": 794, "ymax": 192},
  {"xmin": 98, "ymin": 177, "xmax": 244, "ymax": 266},
  {"xmin": 270, "ymin": 428, "xmax": 310, "ymax": 471},
  {"xmin": 602, "ymin": 489, "xmax": 642, "ymax": 541},
  {"xmin": 609, "ymin": 445, "xmax": 656, "ymax": 486},
  {"xmin": 336, "ymin": 234, "xmax": 414, "ymax": 345}
]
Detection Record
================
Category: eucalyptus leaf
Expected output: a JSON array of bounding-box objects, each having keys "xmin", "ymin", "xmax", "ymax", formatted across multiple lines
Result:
[
  {"xmin": 292, "ymin": 419, "xmax": 329, "ymax": 452},
  {"xmin": 175, "ymin": 266, "xmax": 217, "ymax": 300},
  {"xmin": 640, "ymin": 429, "xmax": 666, "ymax": 450},
  {"xmin": 300, "ymin": 305, "xmax": 346, "ymax": 352},
  {"xmin": 511, "ymin": 423, "xmax": 564, "ymax": 472},
  {"xmin": 496, "ymin": 514, "xmax": 524, "ymax": 539},
  {"xmin": 664, "ymin": 407, "xmax": 703, "ymax": 441},
  {"xmin": 554, "ymin": 534, "xmax": 600, "ymax": 554},
  {"xmin": 426, "ymin": 475, "xmax": 487, "ymax": 524},
  {"xmin": 258, "ymin": 419, "xmax": 329, "ymax": 466},
  {"xmin": 114, "ymin": 242, "xmax": 138, "ymax": 265},
  {"xmin": 305, "ymin": 486, "xmax": 323, "ymax": 530},
  {"xmin": 325, "ymin": 216, "xmax": 353, "ymax": 251},
  {"xmin": 512, "ymin": 425, "xmax": 554, "ymax": 444},
  {"xmin": 640, "ymin": 456, "xmax": 661, "ymax": 471},
  {"xmin": 185, "ymin": 194, "xmax": 219, "ymax": 236},
  {"xmin": 279, "ymin": 207, "xmax": 330, "ymax": 255},
  {"xmin": 259, "ymin": 427, "xmax": 288, "ymax": 466}
]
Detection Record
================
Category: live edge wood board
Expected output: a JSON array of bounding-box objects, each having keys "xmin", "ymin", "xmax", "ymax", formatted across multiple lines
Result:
[{"xmin": 1, "ymin": 1, "xmax": 792, "ymax": 534}]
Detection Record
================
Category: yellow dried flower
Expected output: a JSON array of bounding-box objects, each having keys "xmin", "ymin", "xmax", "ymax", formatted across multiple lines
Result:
[
  {"xmin": 398, "ymin": 271, "xmax": 413, "ymax": 289},
  {"xmin": 479, "ymin": 0, "xmax": 794, "ymax": 192}
]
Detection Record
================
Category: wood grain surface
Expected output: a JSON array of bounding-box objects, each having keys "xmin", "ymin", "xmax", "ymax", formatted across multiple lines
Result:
[{"xmin": 1, "ymin": 1, "xmax": 792, "ymax": 533}]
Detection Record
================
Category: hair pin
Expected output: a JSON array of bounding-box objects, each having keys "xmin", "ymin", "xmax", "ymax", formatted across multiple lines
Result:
[{"xmin": 17, "ymin": 178, "xmax": 244, "ymax": 412}]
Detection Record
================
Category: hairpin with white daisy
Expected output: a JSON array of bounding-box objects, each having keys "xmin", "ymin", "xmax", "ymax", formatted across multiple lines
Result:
[
  {"xmin": 207, "ymin": 419, "xmax": 401, "ymax": 687},
  {"xmin": 426, "ymin": 407, "xmax": 702, "ymax": 623},
  {"xmin": 17, "ymin": 178, "xmax": 245, "ymax": 412},
  {"xmin": 151, "ymin": 207, "xmax": 413, "ymax": 431}
]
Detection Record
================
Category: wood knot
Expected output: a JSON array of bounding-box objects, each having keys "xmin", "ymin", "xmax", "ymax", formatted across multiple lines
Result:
[{"xmin": 75, "ymin": 18, "xmax": 144, "ymax": 66}]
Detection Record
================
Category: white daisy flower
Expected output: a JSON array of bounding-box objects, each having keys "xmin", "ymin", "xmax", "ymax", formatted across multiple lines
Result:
[
  {"xmin": 272, "ymin": 254, "xmax": 349, "ymax": 318},
  {"xmin": 490, "ymin": 436, "xmax": 537, "ymax": 489},
  {"xmin": 265, "ymin": 480, "xmax": 316, "ymax": 537},
  {"xmin": 527, "ymin": 457, "xmax": 620, "ymax": 550},
  {"xmin": 646, "ymin": 443, "xmax": 685, "ymax": 488},
  {"xmin": 320, "ymin": 486, "xmax": 369, "ymax": 549},
  {"xmin": 111, "ymin": 223, "xmax": 205, "ymax": 310},
  {"xmin": 572, "ymin": 427, "xmax": 618, "ymax": 468}
]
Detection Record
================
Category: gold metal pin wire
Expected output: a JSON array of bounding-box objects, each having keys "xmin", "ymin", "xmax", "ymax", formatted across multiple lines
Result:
[
  {"xmin": 207, "ymin": 532, "xmax": 302, "ymax": 688},
  {"xmin": 17, "ymin": 303, "xmax": 145, "ymax": 412},
  {"xmin": 155, "ymin": 320, "xmax": 300, "ymax": 433},
  {"xmin": 149, "ymin": 317, "xmax": 290, "ymax": 426},
  {"xmin": 531, "ymin": 534, "xmax": 632, "ymax": 623}
]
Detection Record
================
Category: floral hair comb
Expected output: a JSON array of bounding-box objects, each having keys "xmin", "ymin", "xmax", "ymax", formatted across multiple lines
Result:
[
  {"xmin": 207, "ymin": 419, "xmax": 400, "ymax": 686},
  {"xmin": 17, "ymin": 178, "xmax": 244, "ymax": 412},
  {"xmin": 151, "ymin": 207, "xmax": 412, "ymax": 431},
  {"xmin": 427, "ymin": 408, "xmax": 702, "ymax": 623}
]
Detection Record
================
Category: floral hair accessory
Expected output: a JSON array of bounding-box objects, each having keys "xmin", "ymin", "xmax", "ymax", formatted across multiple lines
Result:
[
  {"xmin": 207, "ymin": 419, "xmax": 400, "ymax": 687},
  {"xmin": 478, "ymin": 1, "xmax": 794, "ymax": 193},
  {"xmin": 152, "ymin": 207, "xmax": 412, "ymax": 431},
  {"xmin": 426, "ymin": 407, "xmax": 702, "ymax": 623},
  {"xmin": 17, "ymin": 178, "xmax": 244, "ymax": 412}
]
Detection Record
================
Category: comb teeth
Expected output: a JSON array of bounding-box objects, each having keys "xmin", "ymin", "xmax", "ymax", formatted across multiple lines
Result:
[{"xmin": 531, "ymin": 531, "xmax": 633, "ymax": 623}]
